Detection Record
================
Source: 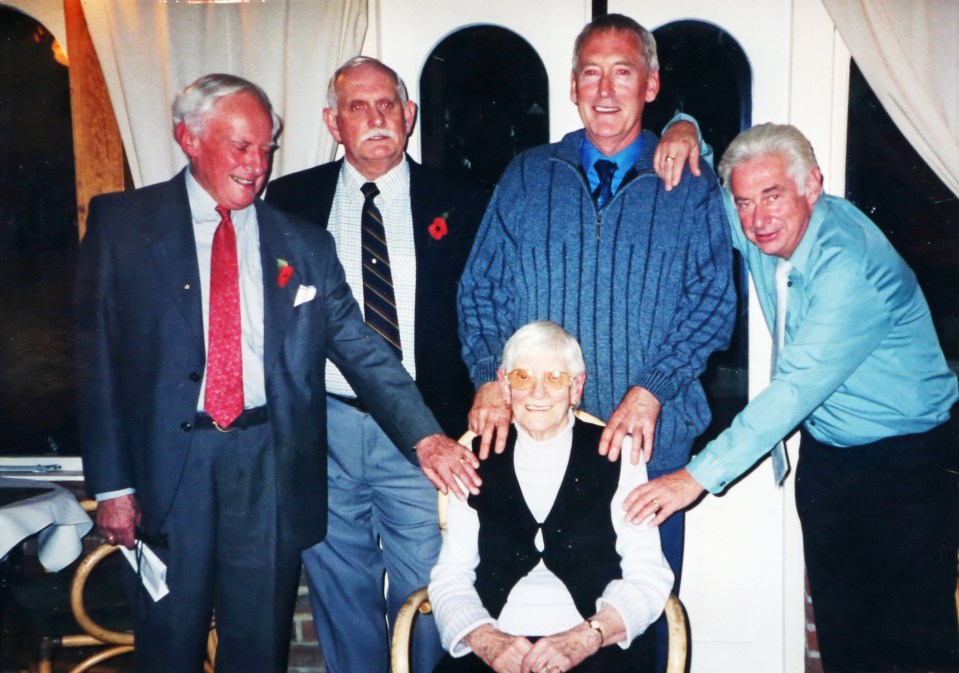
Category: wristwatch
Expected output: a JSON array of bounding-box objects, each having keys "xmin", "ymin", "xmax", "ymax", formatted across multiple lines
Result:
[{"xmin": 586, "ymin": 618, "xmax": 605, "ymax": 646}]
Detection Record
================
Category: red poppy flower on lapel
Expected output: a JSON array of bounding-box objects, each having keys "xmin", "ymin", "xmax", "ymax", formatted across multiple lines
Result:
[
  {"xmin": 277, "ymin": 259, "xmax": 294, "ymax": 287},
  {"xmin": 428, "ymin": 213, "xmax": 449, "ymax": 241}
]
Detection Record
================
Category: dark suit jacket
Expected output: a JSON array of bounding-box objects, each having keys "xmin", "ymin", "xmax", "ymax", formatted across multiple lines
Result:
[
  {"xmin": 265, "ymin": 157, "xmax": 486, "ymax": 436},
  {"xmin": 75, "ymin": 170, "xmax": 442, "ymax": 546}
]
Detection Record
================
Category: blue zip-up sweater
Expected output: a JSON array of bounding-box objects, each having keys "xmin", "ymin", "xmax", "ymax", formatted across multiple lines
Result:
[{"xmin": 458, "ymin": 129, "xmax": 736, "ymax": 470}]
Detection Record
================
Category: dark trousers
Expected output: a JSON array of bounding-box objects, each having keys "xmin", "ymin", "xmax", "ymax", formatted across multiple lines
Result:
[
  {"xmin": 647, "ymin": 468, "xmax": 685, "ymax": 673},
  {"xmin": 796, "ymin": 419, "xmax": 959, "ymax": 673},
  {"xmin": 125, "ymin": 422, "xmax": 304, "ymax": 673}
]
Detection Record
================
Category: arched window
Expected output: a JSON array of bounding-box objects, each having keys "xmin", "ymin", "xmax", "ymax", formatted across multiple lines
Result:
[
  {"xmin": 0, "ymin": 6, "xmax": 78, "ymax": 457},
  {"xmin": 645, "ymin": 19, "xmax": 751, "ymax": 163},
  {"xmin": 419, "ymin": 25, "xmax": 549, "ymax": 194},
  {"xmin": 646, "ymin": 20, "xmax": 752, "ymax": 449}
]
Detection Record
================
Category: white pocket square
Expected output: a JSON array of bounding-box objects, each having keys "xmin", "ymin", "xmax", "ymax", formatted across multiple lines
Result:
[{"xmin": 293, "ymin": 284, "xmax": 316, "ymax": 307}]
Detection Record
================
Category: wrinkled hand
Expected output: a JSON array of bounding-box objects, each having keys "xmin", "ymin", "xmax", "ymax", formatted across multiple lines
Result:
[
  {"xmin": 624, "ymin": 468, "xmax": 705, "ymax": 526},
  {"xmin": 598, "ymin": 386, "xmax": 661, "ymax": 464},
  {"xmin": 416, "ymin": 433, "xmax": 482, "ymax": 500},
  {"xmin": 653, "ymin": 120, "xmax": 701, "ymax": 192},
  {"xmin": 466, "ymin": 624, "xmax": 533, "ymax": 673},
  {"xmin": 521, "ymin": 625, "xmax": 599, "ymax": 673},
  {"xmin": 468, "ymin": 381, "xmax": 513, "ymax": 459},
  {"xmin": 96, "ymin": 494, "xmax": 140, "ymax": 549}
]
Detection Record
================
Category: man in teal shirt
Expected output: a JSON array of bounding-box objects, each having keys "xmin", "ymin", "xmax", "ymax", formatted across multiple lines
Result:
[{"xmin": 628, "ymin": 122, "xmax": 958, "ymax": 673}]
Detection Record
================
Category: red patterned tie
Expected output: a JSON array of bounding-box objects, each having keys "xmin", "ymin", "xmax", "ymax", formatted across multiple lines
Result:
[{"xmin": 204, "ymin": 205, "xmax": 244, "ymax": 427}]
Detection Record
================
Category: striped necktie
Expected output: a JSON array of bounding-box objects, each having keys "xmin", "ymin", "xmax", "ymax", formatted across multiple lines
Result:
[{"xmin": 360, "ymin": 182, "xmax": 402, "ymax": 359}]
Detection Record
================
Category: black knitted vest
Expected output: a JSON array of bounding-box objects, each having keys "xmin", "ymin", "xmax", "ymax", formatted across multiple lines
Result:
[{"xmin": 468, "ymin": 420, "xmax": 621, "ymax": 619}]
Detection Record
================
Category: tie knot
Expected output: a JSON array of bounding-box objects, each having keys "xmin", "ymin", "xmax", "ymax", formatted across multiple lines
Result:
[
  {"xmin": 215, "ymin": 205, "xmax": 232, "ymax": 223},
  {"xmin": 361, "ymin": 182, "xmax": 380, "ymax": 200},
  {"xmin": 594, "ymin": 159, "xmax": 617, "ymax": 182}
]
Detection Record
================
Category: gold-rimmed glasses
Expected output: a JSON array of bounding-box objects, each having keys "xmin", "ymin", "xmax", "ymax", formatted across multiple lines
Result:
[{"xmin": 505, "ymin": 369, "xmax": 572, "ymax": 392}]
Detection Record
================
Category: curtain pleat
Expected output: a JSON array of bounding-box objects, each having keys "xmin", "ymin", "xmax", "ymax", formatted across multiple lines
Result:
[
  {"xmin": 822, "ymin": 0, "xmax": 959, "ymax": 198},
  {"xmin": 80, "ymin": 0, "xmax": 367, "ymax": 187}
]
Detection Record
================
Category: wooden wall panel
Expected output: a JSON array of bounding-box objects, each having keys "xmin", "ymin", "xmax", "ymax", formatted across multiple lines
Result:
[{"xmin": 64, "ymin": 0, "xmax": 127, "ymax": 239}]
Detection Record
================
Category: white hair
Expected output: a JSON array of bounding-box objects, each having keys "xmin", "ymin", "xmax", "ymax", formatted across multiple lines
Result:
[
  {"xmin": 172, "ymin": 73, "xmax": 282, "ymax": 139},
  {"xmin": 326, "ymin": 56, "xmax": 409, "ymax": 110},
  {"xmin": 501, "ymin": 321, "xmax": 586, "ymax": 377},
  {"xmin": 718, "ymin": 122, "xmax": 820, "ymax": 196}
]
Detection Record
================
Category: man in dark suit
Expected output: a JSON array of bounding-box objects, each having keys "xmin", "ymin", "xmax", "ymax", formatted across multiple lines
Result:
[
  {"xmin": 265, "ymin": 57, "xmax": 486, "ymax": 673},
  {"xmin": 76, "ymin": 73, "xmax": 480, "ymax": 673}
]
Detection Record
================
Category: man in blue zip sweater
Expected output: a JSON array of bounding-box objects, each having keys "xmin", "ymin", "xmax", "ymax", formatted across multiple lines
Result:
[{"xmin": 457, "ymin": 13, "xmax": 736, "ymax": 667}]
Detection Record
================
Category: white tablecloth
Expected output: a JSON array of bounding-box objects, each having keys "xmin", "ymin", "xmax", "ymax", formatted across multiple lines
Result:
[{"xmin": 0, "ymin": 477, "xmax": 93, "ymax": 571}]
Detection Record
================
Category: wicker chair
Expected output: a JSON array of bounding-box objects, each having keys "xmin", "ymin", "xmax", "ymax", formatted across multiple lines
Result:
[
  {"xmin": 392, "ymin": 409, "xmax": 689, "ymax": 673},
  {"xmin": 10, "ymin": 499, "xmax": 217, "ymax": 673},
  {"xmin": 8, "ymin": 500, "xmax": 132, "ymax": 673},
  {"xmin": 390, "ymin": 588, "xmax": 689, "ymax": 673}
]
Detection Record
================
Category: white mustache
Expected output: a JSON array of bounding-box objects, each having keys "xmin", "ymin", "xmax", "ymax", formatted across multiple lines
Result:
[{"xmin": 360, "ymin": 128, "xmax": 398, "ymax": 142}]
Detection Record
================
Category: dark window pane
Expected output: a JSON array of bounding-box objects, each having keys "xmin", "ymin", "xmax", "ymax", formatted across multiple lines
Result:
[
  {"xmin": 647, "ymin": 20, "xmax": 752, "ymax": 451},
  {"xmin": 419, "ymin": 26, "xmax": 549, "ymax": 194},
  {"xmin": 644, "ymin": 20, "xmax": 751, "ymax": 163},
  {"xmin": 845, "ymin": 61, "xmax": 959, "ymax": 364},
  {"xmin": 0, "ymin": 7, "xmax": 78, "ymax": 456}
]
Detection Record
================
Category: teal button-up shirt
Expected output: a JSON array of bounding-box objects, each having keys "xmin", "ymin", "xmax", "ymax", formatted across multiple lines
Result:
[{"xmin": 688, "ymin": 193, "xmax": 958, "ymax": 493}]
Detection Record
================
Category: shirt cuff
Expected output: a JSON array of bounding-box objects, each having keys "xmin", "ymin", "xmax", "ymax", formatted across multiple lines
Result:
[
  {"xmin": 449, "ymin": 618, "xmax": 497, "ymax": 658},
  {"xmin": 686, "ymin": 450, "xmax": 730, "ymax": 494},
  {"xmin": 598, "ymin": 580, "xmax": 662, "ymax": 649},
  {"xmin": 96, "ymin": 487, "xmax": 136, "ymax": 501}
]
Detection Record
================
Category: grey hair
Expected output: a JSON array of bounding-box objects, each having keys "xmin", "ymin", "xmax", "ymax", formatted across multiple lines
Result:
[
  {"xmin": 501, "ymin": 321, "xmax": 586, "ymax": 377},
  {"xmin": 326, "ymin": 56, "xmax": 409, "ymax": 110},
  {"xmin": 172, "ymin": 73, "xmax": 282, "ymax": 139},
  {"xmin": 718, "ymin": 123, "xmax": 821, "ymax": 196},
  {"xmin": 572, "ymin": 13, "xmax": 659, "ymax": 74}
]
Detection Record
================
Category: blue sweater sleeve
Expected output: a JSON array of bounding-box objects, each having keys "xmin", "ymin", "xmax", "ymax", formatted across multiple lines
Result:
[
  {"xmin": 457, "ymin": 157, "xmax": 524, "ymax": 386},
  {"xmin": 632, "ymin": 173, "xmax": 736, "ymax": 403}
]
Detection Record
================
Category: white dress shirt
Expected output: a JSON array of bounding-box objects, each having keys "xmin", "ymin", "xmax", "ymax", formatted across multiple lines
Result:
[
  {"xmin": 185, "ymin": 170, "xmax": 266, "ymax": 410},
  {"xmin": 325, "ymin": 159, "xmax": 418, "ymax": 397}
]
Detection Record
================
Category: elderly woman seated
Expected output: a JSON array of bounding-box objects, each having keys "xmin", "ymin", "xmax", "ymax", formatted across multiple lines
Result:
[{"xmin": 429, "ymin": 321, "xmax": 673, "ymax": 673}]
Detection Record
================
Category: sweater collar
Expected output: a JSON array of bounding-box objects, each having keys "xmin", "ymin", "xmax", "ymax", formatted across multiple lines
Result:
[{"xmin": 552, "ymin": 128, "xmax": 659, "ymax": 177}]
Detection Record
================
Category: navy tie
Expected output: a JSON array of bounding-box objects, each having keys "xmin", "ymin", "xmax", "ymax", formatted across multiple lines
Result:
[
  {"xmin": 360, "ymin": 182, "xmax": 402, "ymax": 359},
  {"xmin": 592, "ymin": 159, "xmax": 617, "ymax": 208}
]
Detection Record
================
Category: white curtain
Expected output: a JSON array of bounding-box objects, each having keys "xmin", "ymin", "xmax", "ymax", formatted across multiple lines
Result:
[
  {"xmin": 821, "ymin": 0, "xmax": 959, "ymax": 198},
  {"xmin": 80, "ymin": 0, "xmax": 367, "ymax": 188}
]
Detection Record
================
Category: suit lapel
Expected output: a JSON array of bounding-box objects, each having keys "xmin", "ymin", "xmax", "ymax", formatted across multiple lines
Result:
[
  {"xmin": 256, "ymin": 201, "xmax": 297, "ymax": 378},
  {"xmin": 146, "ymin": 172, "xmax": 204, "ymax": 344},
  {"xmin": 409, "ymin": 159, "xmax": 433, "ymax": 262},
  {"xmin": 313, "ymin": 160, "xmax": 341, "ymax": 228}
]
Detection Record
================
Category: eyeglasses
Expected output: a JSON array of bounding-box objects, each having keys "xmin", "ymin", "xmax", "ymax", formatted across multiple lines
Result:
[{"xmin": 505, "ymin": 369, "xmax": 572, "ymax": 392}]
